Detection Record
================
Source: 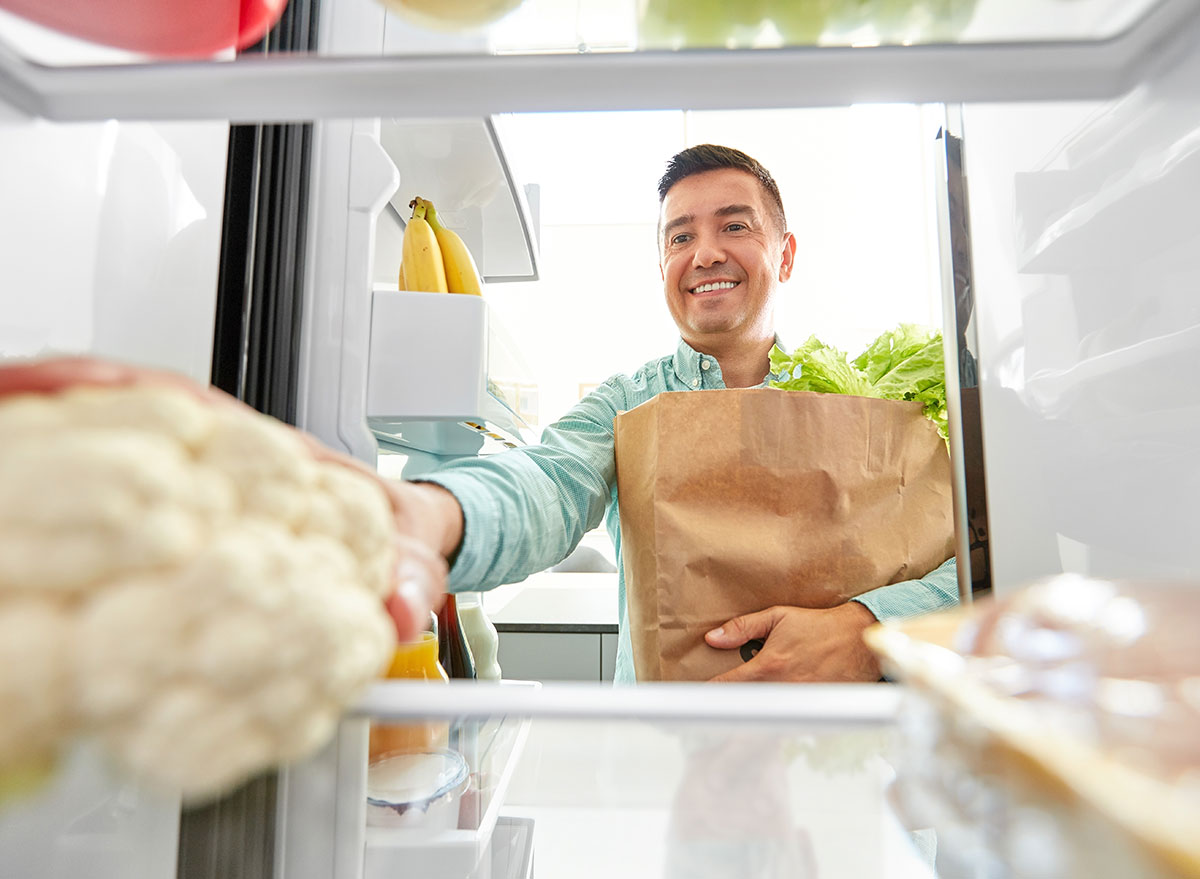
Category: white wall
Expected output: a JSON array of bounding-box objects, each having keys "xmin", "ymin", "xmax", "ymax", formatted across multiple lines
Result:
[{"xmin": 489, "ymin": 106, "xmax": 944, "ymax": 427}]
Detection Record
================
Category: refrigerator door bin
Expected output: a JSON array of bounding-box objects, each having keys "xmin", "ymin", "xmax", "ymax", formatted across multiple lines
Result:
[
  {"xmin": 363, "ymin": 682, "xmax": 537, "ymax": 879},
  {"xmin": 375, "ymin": 117, "xmax": 539, "ymax": 285},
  {"xmin": 473, "ymin": 816, "xmax": 534, "ymax": 879},
  {"xmin": 366, "ymin": 288, "xmax": 537, "ymax": 457}
]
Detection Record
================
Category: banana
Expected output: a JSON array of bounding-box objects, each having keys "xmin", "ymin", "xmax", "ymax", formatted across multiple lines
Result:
[
  {"xmin": 401, "ymin": 198, "xmax": 448, "ymax": 293},
  {"xmin": 420, "ymin": 198, "xmax": 484, "ymax": 297},
  {"xmin": 398, "ymin": 259, "xmax": 407, "ymax": 291}
]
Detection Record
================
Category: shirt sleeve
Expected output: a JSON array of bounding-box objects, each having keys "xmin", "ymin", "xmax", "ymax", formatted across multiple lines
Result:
[
  {"xmin": 416, "ymin": 379, "xmax": 628, "ymax": 592},
  {"xmin": 850, "ymin": 556, "xmax": 959, "ymax": 621}
]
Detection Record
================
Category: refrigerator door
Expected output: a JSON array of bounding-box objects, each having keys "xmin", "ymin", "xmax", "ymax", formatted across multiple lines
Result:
[{"xmin": 961, "ymin": 31, "xmax": 1200, "ymax": 591}]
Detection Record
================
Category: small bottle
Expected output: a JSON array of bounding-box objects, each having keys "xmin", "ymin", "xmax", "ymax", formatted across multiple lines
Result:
[
  {"xmin": 438, "ymin": 594, "xmax": 477, "ymax": 680},
  {"xmin": 456, "ymin": 592, "xmax": 501, "ymax": 681},
  {"xmin": 368, "ymin": 629, "xmax": 449, "ymax": 762}
]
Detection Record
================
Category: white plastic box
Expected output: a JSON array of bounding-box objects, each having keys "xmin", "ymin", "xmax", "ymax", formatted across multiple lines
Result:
[{"xmin": 366, "ymin": 289, "xmax": 536, "ymax": 457}]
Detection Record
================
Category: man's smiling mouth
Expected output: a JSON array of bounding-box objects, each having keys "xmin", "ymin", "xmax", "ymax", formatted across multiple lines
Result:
[{"xmin": 689, "ymin": 281, "xmax": 738, "ymax": 294}]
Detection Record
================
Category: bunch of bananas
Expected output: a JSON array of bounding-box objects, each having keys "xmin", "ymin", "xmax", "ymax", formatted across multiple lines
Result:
[{"xmin": 399, "ymin": 196, "xmax": 484, "ymax": 296}]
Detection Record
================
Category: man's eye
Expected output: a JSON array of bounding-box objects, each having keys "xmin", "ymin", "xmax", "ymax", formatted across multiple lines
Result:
[
  {"xmin": 670, "ymin": 233, "xmax": 691, "ymax": 246},
  {"xmin": 726, "ymin": 223, "xmax": 747, "ymax": 232}
]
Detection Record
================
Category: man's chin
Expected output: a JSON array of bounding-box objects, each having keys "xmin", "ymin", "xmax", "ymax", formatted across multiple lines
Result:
[{"xmin": 684, "ymin": 314, "xmax": 739, "ymax": 337}]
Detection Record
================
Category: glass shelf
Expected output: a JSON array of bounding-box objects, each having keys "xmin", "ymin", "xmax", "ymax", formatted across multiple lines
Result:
[
  {"xmin": 345, "ymin": 677, "xmax": 1193, "ymax": 879},
  {"xmin": 0, "ymin": 0, "xmax": 1196, "ymax": 122},
  {"xmin": 354, "ymin": 682, "xmax": 911, "ymax": 878}
]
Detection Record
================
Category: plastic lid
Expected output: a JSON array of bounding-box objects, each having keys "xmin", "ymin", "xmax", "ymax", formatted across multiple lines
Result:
[{"xmin": 367, "ymin": 750, "xmax": 468, "ymax": 808}]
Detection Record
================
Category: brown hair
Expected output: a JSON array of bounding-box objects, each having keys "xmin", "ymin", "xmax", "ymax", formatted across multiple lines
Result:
[{"xmin": 657, "ymin": 144, "xmax": 787, "ymax": 234}]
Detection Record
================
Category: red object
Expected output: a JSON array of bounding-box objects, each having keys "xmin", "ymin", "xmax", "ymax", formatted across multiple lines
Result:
[
  {"xmin": 0, "ymin": 0, "xmax": 288, "ymax": 57},
  {"xmin": 437, "ymin": 595, "xmax": 477, "ymax": 680}
]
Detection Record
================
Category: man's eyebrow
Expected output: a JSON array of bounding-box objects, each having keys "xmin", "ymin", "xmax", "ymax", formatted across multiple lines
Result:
[
  {"xmin": 715, "ymin": 203, "xmax": 758, "ymax": 221},
  {"xmin": 662, "ymin": 213, "xmax": 694, "ymax": 240}
]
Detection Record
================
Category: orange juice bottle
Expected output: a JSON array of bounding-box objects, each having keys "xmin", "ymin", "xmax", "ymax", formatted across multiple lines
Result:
[{"xmin": 369, "ymin": 631, "xmax": 450, "ymax": 762}]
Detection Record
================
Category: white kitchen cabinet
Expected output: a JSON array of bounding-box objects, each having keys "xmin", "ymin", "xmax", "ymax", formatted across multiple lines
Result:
[
  {"xmin": 495, "ymin": 632, "xmax": 605, "ymax": 682},
  {"xmin": 600, "ymin": 634, "xmax": 618, "ymax": 682},
  {"xmin": 491, "ymin": 629, "xmax": 619, "ymax": 683}
]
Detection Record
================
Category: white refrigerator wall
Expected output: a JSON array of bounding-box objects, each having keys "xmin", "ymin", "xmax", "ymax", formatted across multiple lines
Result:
[
  {"xmin": 965, "ymin": 43, "xmax": 1200, "ymax": 592},
  {"xmin": 0, "ymin": 111, "xmax": 228, "ymax": 382},
  {"xmin": 0, "ymin": 110, "xmax": 228, "ymax": 879}
]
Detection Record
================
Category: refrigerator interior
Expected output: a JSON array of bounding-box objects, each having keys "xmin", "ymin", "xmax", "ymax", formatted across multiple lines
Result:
[{"xmin": 2, "ymin": 1, "xmax": 1199, "ymax": 878}]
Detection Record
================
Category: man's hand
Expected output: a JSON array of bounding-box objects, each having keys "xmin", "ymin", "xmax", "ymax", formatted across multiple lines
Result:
[{"xmin": 704, "ymin": 602, "xmax": 882, "ymax": 683}]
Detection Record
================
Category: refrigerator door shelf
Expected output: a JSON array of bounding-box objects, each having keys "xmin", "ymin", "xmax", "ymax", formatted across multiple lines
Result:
[
  {"xmin": 366, "ymin": 288, "xmax": 537, "ymax": 457},
  {"xmin": 377, "ymin": 117, "xmax": 539, "ymax": 284},
  {"xmin": 474, "ymin": 816, "xmax": 534, "ymax": 879},
  {"xmin": 363, "ymin": 682, "xmax": 538, "ymax": 879}
]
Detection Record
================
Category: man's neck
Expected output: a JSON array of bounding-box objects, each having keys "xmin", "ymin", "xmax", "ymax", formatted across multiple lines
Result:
[{"xmin": 688, "ymin": 333, "xmax": 775, "ymax": 389}]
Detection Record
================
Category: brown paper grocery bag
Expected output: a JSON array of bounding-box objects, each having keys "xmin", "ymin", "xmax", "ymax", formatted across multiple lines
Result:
[{"xmin": 614, "ymin": 388, "xmax": 955, "ymax": 682}]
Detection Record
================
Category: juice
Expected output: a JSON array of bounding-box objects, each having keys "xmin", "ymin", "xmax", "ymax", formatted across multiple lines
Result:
[{"xmin": 369, "ymin": 631, "xmax": 450, "ymax": 761}]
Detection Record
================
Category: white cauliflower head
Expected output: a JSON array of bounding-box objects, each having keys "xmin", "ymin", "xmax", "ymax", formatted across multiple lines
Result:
[{"xmin": 0, "ymin": 383, "xmax": 397, "ymax": 801}]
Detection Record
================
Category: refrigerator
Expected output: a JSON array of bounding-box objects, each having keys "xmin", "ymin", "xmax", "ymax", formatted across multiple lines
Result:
[{"xmin": 1, "ymin": 0, "xmax": 1198, "ymax": 876}]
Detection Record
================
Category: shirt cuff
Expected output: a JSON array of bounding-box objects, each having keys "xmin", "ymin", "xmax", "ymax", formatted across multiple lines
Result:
[
  {"xmin": 412, "ymin": 472, "xmax": 501, "ymax": 594},
  {"xmin": 851, "ymin": 556, "xmax": 959, "ymax": 622}
]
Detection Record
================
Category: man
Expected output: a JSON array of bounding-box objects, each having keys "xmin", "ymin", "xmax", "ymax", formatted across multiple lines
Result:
[{"xmin": 395, "ymin": 143, "xmax": 959, "ymax": 684}]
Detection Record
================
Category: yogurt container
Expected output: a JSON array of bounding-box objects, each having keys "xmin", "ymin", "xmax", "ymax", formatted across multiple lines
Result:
[{"xmin": 366, "ymin": 749, "xmax": 469, "ymax": 831}]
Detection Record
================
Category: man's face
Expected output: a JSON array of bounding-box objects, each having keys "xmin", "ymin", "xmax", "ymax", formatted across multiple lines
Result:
[{"xmin": 659, "ymin": 168, "xmax": 796, "ymax": 348}]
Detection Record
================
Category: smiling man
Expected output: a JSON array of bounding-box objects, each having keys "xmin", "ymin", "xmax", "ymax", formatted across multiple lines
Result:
[
  {"xmin": 393, "ymin": 144, "xmax": 959, "ymax": 684},
  {"xmin": 658, "ymin": 155, "xmax": 795, "ymax": 388}
]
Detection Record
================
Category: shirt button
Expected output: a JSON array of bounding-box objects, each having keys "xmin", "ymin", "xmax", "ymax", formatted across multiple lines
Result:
[
  {"xmin": 691, "ymin": 378, "xmax": 699, "ymax": 388},
  {"xmin": 700, "ymin": 360, "xmax": 710, "ymax": 371}
]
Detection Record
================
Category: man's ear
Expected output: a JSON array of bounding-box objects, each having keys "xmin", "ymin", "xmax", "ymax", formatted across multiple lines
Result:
[{"xmin": 778, "ymin": 232, "xmax": 797, "ymax": 282}]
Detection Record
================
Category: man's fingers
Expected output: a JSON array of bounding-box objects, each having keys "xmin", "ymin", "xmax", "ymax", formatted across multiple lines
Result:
[
  {"xmin": 0, "ymin": 356, "xmax": 238, "ymax": 411},
  {"xmin": 384, "ymin": 546, "xmax": 447, "ymax": 642},
  {"xmin": 0, "ymin": 356, "xmax": 140, "ymax": 395},
  {"xmin": 705, "ymin": 608, "xmax": 778, "ymax": 648},
  {"xmin": 708, "ymin": 660, "xmax": 765, "ymax": 683}
]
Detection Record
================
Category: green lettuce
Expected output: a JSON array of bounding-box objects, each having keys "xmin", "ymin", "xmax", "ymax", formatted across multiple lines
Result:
[{"xmin": 769, "ymin": 323, "xmax": 948, "ymax": 439}]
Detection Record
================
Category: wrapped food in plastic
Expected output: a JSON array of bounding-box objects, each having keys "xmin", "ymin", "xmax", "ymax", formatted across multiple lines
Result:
[{"xmin": 865, "ymin": 574, "xmax": 1200, "ymax": 879}]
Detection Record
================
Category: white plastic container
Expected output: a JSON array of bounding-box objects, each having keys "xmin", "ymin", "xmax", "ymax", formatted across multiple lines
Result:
[{"xmin": 366, "ymin": 750, "xmax": 469, "ymax": 831}]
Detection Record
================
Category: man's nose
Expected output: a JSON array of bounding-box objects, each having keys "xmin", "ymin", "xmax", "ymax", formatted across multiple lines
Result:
[{"xmin": 692, "ymin": 236, "xmax": 726, "ymax": 268}]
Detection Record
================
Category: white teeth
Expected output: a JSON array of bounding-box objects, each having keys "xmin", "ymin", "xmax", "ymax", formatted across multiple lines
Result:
[{"xmin": 692, "ymin": 281, "xmax": 737, "ymax": 293}]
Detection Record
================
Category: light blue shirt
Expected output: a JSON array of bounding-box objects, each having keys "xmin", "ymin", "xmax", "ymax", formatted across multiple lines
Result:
[{"xmin": 422, "ymin": 338, "xmax": 959, "ymax": 684}]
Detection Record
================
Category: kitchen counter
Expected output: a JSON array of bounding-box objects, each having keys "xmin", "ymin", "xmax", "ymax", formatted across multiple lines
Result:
[{"xmin": 481, "ymin": 572, "xmax": 619, "ymax": 635}]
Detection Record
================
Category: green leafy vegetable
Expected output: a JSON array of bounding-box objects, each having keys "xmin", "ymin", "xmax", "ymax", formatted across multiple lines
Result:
[{"xmin": 769, "ymin": 323, "xmax": 948, "ymax": 439}]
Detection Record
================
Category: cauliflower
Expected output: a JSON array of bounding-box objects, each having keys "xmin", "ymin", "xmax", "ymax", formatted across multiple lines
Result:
[{"xmin": 0, "ymin": 383, "xmax": 398, "ymax": 802}]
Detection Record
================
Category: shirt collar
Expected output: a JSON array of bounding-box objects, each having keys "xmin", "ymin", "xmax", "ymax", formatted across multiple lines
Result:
[{"xmin": 671, "ymin": 336, "xmax": 790, "ymax": 389}]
